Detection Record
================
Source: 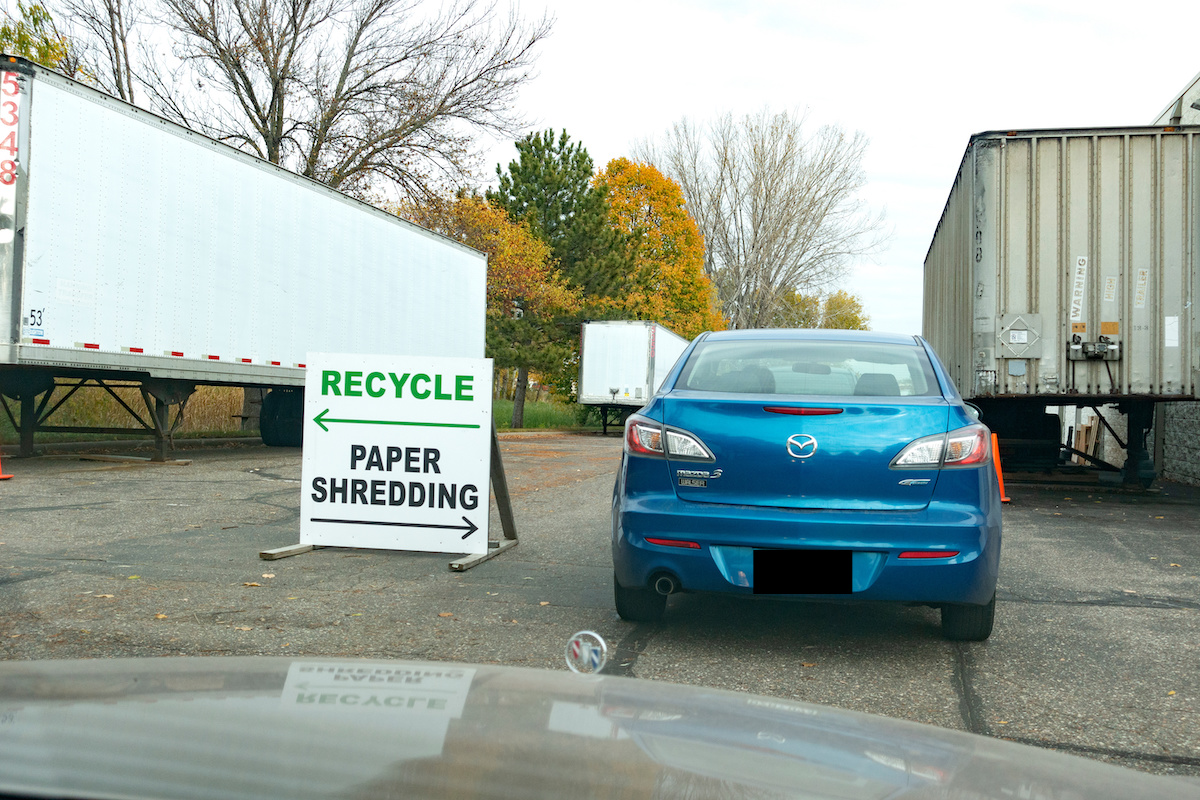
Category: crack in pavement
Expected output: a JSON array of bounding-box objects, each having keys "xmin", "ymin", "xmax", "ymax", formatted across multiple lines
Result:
[
  {"xmin": 951, "ymin": 632, "xmax": 1199, "ymax": 772},
  {"xmin": 247, "ymin": 468, "xmax": 301, "ymax": 484},
  {"xmin": 0, "ymin": 571, "xmax": 52, "ymax": 587},
  {"xmin": 1001, "ymin": 735, "xmax": 1200, "ymax": 769},
  {"xmin": 953, "ymin": 642, "xmax": 990, "ymax": 737},
  {"xmin": 1001, "ymin": 593, "xmax": 1200, "ymax": 611},
  {"xmin": 4, "ymin": 502, "xmax": 117, "ymax": 513}
]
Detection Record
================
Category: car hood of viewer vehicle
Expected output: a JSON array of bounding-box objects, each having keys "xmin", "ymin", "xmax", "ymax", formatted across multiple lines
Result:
[{"xmin": 0, "ymin": 657, "xmax": 1194, "ymax": 800}]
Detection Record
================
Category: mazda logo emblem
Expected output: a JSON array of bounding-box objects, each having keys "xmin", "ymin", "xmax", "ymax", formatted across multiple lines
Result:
[{"xmin": 786, "ymin": 434, "xmax": 818, "ymax": 459}]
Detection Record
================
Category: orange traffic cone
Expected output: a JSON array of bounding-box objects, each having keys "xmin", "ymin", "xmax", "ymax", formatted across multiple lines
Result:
[
  {"xmin": 991, "ymin": 433, "xmax": 1009, "ymax": 503},
  {"xmin": 0, "ymin": 448, "xmax": 11, "ymax": 480}
]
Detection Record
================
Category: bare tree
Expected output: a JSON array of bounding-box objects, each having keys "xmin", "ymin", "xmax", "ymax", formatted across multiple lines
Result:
[
  {"xmin": 637, "ymin": 109, "xmax": 885, "ymax": 329},
  {"xmin": 57, "ymin": 0, "xmax": 551, "ymax": 198},
  {"xmin": 58, "ymin": 0, "xmax": 140, "ymax": 100}
]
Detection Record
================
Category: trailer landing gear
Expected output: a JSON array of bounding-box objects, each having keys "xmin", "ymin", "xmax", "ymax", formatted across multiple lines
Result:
[
  {"xmin": 977, "ymin": 398, "xmax": 1159, "ymax": 489},
  {"xmin": 1119, "ymin": 401, "xmax": 1157, "ymax": 489}
]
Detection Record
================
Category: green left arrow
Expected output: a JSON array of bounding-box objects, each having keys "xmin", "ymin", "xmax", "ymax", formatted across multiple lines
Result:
[{"xmin": 313, "ymin": 409, "xmax": 481, "ymax": 432}]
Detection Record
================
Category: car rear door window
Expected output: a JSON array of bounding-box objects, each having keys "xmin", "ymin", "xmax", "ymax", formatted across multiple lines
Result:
[{"xmin": 677, "ymin": 340, "xmax": 940, "ymax": 397}]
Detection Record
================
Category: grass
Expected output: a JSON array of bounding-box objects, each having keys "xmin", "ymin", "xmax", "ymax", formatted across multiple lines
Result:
[{"xmin": 493, "ymin": 398, "xmax": 599, "ymax": 431}]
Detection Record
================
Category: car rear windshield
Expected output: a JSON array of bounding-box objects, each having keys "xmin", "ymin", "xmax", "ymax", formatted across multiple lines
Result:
[{"xmin": 676, "ymin": 339, "xmax": 941, "ymax": 397}]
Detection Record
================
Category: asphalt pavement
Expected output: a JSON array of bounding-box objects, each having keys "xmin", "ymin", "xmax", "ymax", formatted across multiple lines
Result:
[{"xmin": 0, "ymin": 432, "xmax": 1197, "ymax": 783}]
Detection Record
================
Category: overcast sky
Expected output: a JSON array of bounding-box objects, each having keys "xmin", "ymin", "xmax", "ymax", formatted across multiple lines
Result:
[{"xmin": 480, "ymin": 0, "xmax": 1200, "ymax": 335}]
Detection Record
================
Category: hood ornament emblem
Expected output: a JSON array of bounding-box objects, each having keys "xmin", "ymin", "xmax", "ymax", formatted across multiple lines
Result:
[
  {"xmin": 786, "ymin": 434, "xmax": 818, "ymax": 459},
  {"xmin": 566, "ymin": 631, "xmax": 608, "ymax": 675}
]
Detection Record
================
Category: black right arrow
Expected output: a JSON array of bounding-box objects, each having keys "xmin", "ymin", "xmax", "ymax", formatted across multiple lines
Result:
[{"xmin": 310, "ymin": 516, "xmax": 479, "ymax": 539}]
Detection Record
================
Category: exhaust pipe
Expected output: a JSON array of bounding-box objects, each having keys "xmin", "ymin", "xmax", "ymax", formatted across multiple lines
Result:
[{"xmin": 653, "ymin": 575, "xmax": 678, "ymax": 596}]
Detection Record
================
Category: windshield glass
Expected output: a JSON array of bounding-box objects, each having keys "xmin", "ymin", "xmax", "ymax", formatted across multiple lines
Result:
[{"xmin": 676, "ymin": 339, "xmax": 940, "ymax": 397}]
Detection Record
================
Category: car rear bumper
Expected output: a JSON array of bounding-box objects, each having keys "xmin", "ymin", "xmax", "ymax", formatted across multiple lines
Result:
[{"xmin": 612, "ymin": 494, "xmax": 1001, "ymax": 606}]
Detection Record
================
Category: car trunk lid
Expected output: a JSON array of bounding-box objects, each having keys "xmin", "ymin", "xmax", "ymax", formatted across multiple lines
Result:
[{"xmin": 663, "ymin": 394, "xmax": 949, "ymax": 511}]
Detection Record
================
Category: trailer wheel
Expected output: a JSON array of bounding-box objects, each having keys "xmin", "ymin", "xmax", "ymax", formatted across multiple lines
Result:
[{"xmin": 260, "ymin": 389, "xmax": 304, "ymax": 447}]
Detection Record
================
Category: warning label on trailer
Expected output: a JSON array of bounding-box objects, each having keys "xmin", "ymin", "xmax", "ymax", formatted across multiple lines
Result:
[{"xmin": 1069, "ymin": 257, "xmax": 1087, "ymax": 322}]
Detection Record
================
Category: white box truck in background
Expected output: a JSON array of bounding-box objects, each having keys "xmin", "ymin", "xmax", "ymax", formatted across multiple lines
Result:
[
  {"xmin": 924, "ymin": 126, "xmax": 1199, "ymax": 485},
  {"xmin": 0, "ymin": 56, "xmax": 486, "ymax": 458},
  {"xmin": 578, "ymin": 321, "xmax": 690, "ymax": 433}
]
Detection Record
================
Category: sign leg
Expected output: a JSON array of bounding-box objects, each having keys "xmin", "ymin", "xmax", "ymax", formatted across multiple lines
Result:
[
  {"xmin": 490, "ymin": 423, "xmax": 517, "ymax": 541},
  {"xmin": 449, "ymin": 424, "xmax": 519, "ymax": 571}
]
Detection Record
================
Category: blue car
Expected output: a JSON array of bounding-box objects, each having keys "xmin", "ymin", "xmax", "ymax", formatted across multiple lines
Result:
[{"xmin": 611, "ymin": 329, "xmax": 1002, "ymax": 641}]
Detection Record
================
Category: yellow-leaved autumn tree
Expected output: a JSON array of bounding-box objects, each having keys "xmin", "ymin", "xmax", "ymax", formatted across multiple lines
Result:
[
  {"xmin": 398, "ymin": 192, "xmax": 578, "ymax": 317},
  {"xmin": 595, "ymin": 158, "xmax": 724, "ymax": 339},
  {"xmin": 397, "ymin": 193, "xmax": 581, "ymax": 426},
  {"xmin": 771, "ymin": 289, "xmax": 870, "ymax": 330}
]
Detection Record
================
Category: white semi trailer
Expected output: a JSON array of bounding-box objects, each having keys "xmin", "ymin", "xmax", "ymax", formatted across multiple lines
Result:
[
  {"xmin": 0, "ymin": 56, "xmax": 486, "ymax": 458},
  {"xmin": 924, "ymin": 126, "xmax": 1199, "ymax": 485},
  {"xmin": 578, "ymin": 321, "xmax": 690, "ymax": 433}
]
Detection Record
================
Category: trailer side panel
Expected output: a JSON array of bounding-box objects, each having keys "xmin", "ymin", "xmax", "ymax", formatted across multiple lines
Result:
[
  {"xmin": 2, "ymin": 60, "xmax": 485, "ymax": 387},
  {"xmin": 925, "ymin": 128, "xmax": 1198, "ymax": 401}
]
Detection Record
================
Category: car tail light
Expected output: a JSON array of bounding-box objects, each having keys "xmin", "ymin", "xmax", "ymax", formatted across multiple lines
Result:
[
  {"xmin": 626, "ymin": 420, "xmax": 664, "ymax": 456},
  {"xmin": 664, "ymin": 429, "xmax": 711, "ymax": 459},
  {"xmin": 891, "ymin": 423, "xmax": 991, "ymax": 469},
  {"xmin": 624, "ymin": 415, "xmax": 714, "ymax": 461}
]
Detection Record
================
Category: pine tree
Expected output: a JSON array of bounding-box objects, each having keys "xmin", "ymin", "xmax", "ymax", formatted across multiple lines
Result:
[
  {"xmin": 489, "ymin": 130, "xmax": 633, "ymax": 411},
  {"xmin": 489, "ymin": 129, "xmax": 630, "ymax": 300}
]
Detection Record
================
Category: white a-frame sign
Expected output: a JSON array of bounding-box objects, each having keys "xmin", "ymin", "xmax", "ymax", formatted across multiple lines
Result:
[{"xmin": 299, "ymin": 352, "xmax": 493, "ymax": 555}]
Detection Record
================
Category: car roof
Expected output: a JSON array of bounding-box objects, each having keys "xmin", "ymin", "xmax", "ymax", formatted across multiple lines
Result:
[{"xmin": 701, "ymin": 329, "xmax": 923, "ymax": 346}]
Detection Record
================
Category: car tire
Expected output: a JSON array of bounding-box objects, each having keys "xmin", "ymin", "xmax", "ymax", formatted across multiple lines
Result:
[
  {"xmin": 614, "ymin": 574, "xmax": 666, "ymax": 623},
  {"xmin": 941, "ymin": 593, "xmax": 995, "ymax": 641}
]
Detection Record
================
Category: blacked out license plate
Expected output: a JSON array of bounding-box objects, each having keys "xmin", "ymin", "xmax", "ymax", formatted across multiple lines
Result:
[{"xmin": 753, "ymin": 549, "xmax": 852, "ymax": 595}]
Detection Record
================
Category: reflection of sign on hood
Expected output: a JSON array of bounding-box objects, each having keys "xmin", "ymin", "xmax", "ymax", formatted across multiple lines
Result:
[
  {"xmin": 0, "ymin": 657, "xmax": 1188, "ymax": 800},
  {"xmin": 283, "ymin": 661, "xmax": 473, "ymax": 717}
]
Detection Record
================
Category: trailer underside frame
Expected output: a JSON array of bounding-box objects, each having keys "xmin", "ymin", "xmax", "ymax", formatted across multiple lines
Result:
[{"xmin": 0, "ymin": 372, "xmax": 197, "ymax": 462}]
